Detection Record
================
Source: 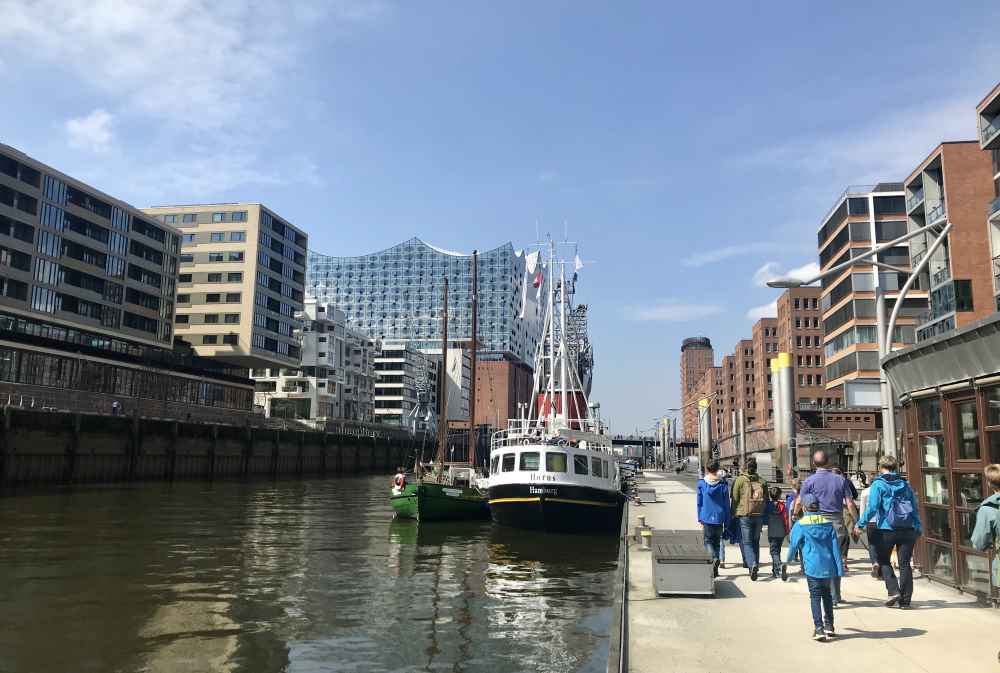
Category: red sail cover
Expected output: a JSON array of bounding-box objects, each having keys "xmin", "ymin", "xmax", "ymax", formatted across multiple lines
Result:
[{"xmin": 536, "ymin": 392, "xmax": 589, "ymax": 429}]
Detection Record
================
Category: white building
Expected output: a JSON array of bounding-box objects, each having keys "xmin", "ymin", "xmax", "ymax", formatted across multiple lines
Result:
[
  {"xmin": 374, "ymin": 342, "xmax": 438, "ymax": 428},
  {"xmin": 252, "ymin": 300, "xmax": 378, "ymax": 425}
]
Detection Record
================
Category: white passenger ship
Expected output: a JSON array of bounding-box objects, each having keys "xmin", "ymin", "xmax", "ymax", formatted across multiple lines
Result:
[{"xmin": 486, "ymin": 241, "xmax": 623, "ymax": 534}]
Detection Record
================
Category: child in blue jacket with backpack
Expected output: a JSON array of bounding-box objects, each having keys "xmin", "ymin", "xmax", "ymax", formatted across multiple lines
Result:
[{"xmin": 784, "ymin": 493, "xmax": 843, "ymax": 642}]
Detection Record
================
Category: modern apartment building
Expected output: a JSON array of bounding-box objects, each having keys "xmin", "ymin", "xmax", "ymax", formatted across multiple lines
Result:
[
  {"xmin": 978, "ymin": 82, "xmax": 1000, "ymax": 311},
  {"xmin": 474, "ymin": 351, "xmax": 533, "ymax": 428},
  {"xmin": 680, "ymin": 336, "xmax": 714, "ymax": 440},
  {"xmin": 0, "ymin": 144, "xmax": 252, "ymax": 419},
  {"xmin": 904, "ymin": 142, "xmax": 995, "ymax": 341},
  {"xmin": 373, "ymin": 341, "xmax": 438, "ymax": 427},
  {"xmin": 306, "ymin": 238, "xmax": 546, "ymax": 367},
  {"xmin": 817, "ymin": 184, "xmax": 926, "ymax": 395},
  {"xmin": 251, "ymin": 300, "xmax": 378, "ymax": 424},
  {"xmin": 143, "ymin": 203, "xmax": 308, "ymax": 369},
  {"xmin": 776, "ymin": 288, "xmax": 836, "ymax": 409}
]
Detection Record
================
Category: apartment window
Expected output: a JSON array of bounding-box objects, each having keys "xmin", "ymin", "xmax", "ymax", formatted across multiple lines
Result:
[
  {"xmin": 228, "ymin": 251, "xmax": 244, "ymax": 262},
  {"xmin": 182, "ymin": 214, "xmax": 197, "ymax": 223},
  {"xmin": 203, "ymin": 335, "xmax": 218, "ymax": 344},
  {"xmin": 793, "ymin": 298, "xmax": 800, "ymax": 309},
  {"xmin": 223, "ymin": 334, "xmax": 238, "ymax": 345},
  {"xmin": 210, "ymin": 232, "xmax": 225, "ymax": 242},
  {"xmin": 796, "ymin": 336, "xmax": 802, "ymax": 347},
  {"xmin": 232, "ymin": 211, "xmax": 248, "ymax": 222},
  {"xmin": 795, "ymin": 318, "xmax": 801, "ymax": 329},
  {"xmin": 179, "ymin": 274, "xmax": 192, "ymax": 283},
  {"xmin": 208, "ymin": 252, "xmax": 224, "ymax": 263},
  {"xmin": 177, "ymin": 294, "xmax": 190, "ymax": 303},
  {"xmin": 955, "ymin": 280, "xmax": 974, "ymax": 312},
  {"xmin": 204, "ymin": 314, "xmax": 219, "ymax": 324},
  {"xmin": 799, "ymin": 375, "xmax": 805, "ymax": 386},
  {"xmin": 175, "ymin": 314, "xmax": 189, "ymax": 324},
  {"xmin": 797, "ymin": 356, "xmax": 803, "ymax": 367},
  {"xmin": 225, "ymin": 292, "xmax": 240, "ymax": 302},
  {"xmin": 207, "ymin": 273, "xmax": 222, "ymax": 282},
  {"xmin": 212, "ymin": 213, "xmax": 225, "ymax": 223},
  {"xmin": 224, "ymin": 313, "xmax": 240, "ymax": 324},
  {"xmin": 183, "ymin": 234, "xmax": 195, "ymax": 243},
  {"xmin": 164, "ymin": 215, "xmax": 177, "ymax": 224},
  {"xmin": 180, "ymin": 254, "xmax": 193, "ymax": 263},
  {"xmin": 816, "ymin": 374, "xmax": 822, "ymax": 385},
  {"xmin": 227, "ymin": 272, "xmax": 243, "ymax": 282},
  {"xmin": 230, "ymin": 231, "xmax": 245, "ymax": 241},
  {"xmin": 206, "ymin": 293, "xmax": 221, "ymax": 303}
]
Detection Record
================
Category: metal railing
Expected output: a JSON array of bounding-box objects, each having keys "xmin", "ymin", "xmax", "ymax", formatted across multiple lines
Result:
[
  {"xmin": 925, "ymin": 201, "xmax": 946, "ymax": 224},
  {"xmin": 989, "ymin": 195, "xmax": 1000, "ymax": 219},
  {"xmin": 931, "ymin": 266, "xmax": 952, "ymax": 287},
  {"xmin": 982, "ymin": 116, "xmax": 1000, "ymax": 146},
  {"xmin": 993, "ymin": 254, "xmax": 1000, "ymax": 291},
  {"xmin": 906, "ymin": 188, "xmax": 924, "ymax": 212}
]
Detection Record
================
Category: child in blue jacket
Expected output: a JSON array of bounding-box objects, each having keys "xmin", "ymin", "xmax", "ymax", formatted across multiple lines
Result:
[
  {"xmin": 784, "ymin": 493, "xmax": 843, "ymax": 642},
  {"xmin": 696, "ymin": 461, "xmax": 731, "ymax": 577}
]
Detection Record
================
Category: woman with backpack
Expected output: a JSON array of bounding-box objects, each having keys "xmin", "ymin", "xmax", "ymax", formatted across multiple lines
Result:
[{"xmin": 854, "ymin": 455, "xmax": 922, "ymax": 608}]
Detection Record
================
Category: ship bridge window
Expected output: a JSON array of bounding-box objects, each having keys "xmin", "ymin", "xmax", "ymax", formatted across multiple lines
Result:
[
  {"xmin": 591, "ymin": 457, "xmax": 603, "ymax": 478},
  {"xmin": 519, "ymin": 452, "xmax": 540, "ymax": 471},
  {"xmin": 491, "ymin": 455, "xmax": 499, "ymax": 473},
  {"xmin": 573, "ymin": 454, "xmax": 589, "ymax": 475},
  {"xmin": 546, "ymin": 452, "xmax": 567, "ymax": 472},
  {"xmin": 603, "ymin": 460, "xmax": 610, "ymax": 479},
  {"xmin": 502, "ymin": 454, "xmax": 515, "ymax": 472}
]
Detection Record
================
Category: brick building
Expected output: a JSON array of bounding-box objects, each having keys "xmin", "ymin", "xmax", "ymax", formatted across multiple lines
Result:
[
  {"xmin": 680, "ymin": 337, "xmax": 714, "ymax": 440},
  {"xmin": 776, "ymin": 287, "xmax": 836, "ymax": 409},
  {"xmin": 474, "ymin": 352, "xmax": 533, "ymax": 428}
]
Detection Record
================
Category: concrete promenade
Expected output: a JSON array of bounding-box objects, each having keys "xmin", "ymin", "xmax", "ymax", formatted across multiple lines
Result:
[{"xmin": 626, "ymin": 471, "xmax": 1000, "ymax": 673}]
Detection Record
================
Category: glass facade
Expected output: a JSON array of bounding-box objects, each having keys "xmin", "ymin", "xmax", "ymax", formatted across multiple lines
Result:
[{"xmin": 307, "ymin": 238, "xmax": 545, "ymax": 366}]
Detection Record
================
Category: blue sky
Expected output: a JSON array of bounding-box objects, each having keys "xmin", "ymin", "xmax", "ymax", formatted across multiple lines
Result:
[{"xmin": 1, "ymin": 1, "xmax": 998, "ymax": 433}]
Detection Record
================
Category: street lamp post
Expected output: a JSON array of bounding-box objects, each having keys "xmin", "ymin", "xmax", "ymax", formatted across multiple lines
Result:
[{"xmin": 767, "ymin": 220, "xmax": 953, "ymax": 457}]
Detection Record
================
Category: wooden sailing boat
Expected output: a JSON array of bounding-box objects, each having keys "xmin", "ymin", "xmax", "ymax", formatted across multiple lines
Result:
[{"xmin": 390, "ymin": 255, "xmax": 490, "ymax": 520}]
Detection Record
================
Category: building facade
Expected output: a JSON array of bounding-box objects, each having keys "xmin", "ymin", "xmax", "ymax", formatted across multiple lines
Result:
[
  {"xmin": 251, "ymin": 300, "xmax": 378, "ymax": 425},
  {"xmin": 817, "ymin": 184, "xmax": 926, "ymax": 396},
  {"xmin": 751, "ymin": 318, "xmax": 778, "ymax": 427},
  {"xmin": 306, "ymin": 238, "xmax": 545, "ymax": 367},
  {"xmin": 979, "ymin": 83, "xmax": 1000, "ymax": 312},
  {"xmin": 904, "ymin": 142, "xmax": 996, "ymax": 341},
  {"xmin": 680, "ymin": 337, "xmax": 714, "ymax": 440},
  {"xmin": 143, "ymin": 203, "xmax": 308, "ymax": 369},
  {"xmin": 0, "ymin": 145, "xmax": 252, "ymax": 420},
  {"xmin": 474, "ymin": 351, "xmax": 534, "ymax": 429},
  {"xmin": 373, "ymin": 341, "xmax": 438, "ymax": 428},
  {"xmin": 776, "ymin": 287, "xmax": 837, "ymax": 409}
]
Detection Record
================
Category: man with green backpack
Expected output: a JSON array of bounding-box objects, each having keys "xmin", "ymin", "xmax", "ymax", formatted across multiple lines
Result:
[
  {"xmin": 854, "ymin": 455, "xmax": 922, "ymax": 608},
  {"xmin": 731, "ymin": 457, "xmax": 768, "ymax": 581}
]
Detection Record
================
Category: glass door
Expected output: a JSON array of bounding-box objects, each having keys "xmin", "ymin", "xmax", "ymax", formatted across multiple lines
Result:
[{"xmin": 916, "ymin": 397, "xmax": 955, "ymax": 583}]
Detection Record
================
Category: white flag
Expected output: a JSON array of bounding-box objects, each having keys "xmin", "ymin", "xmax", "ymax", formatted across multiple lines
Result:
[
  {"xmin": 519, "ymin": 251, "xmax": 540, "ymax": 319},
  {"xmin": 574, "ymin": 254, "xmax": 583, "ymax": 272}
]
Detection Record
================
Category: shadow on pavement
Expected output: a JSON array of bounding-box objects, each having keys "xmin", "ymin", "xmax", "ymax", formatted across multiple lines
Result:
[
  {"xmin": 713, "ymin": 581, "xmax": 746, "ymax": 599},
  {"xmin": 834, "ymin": 627, "xmax": 927, "ymax": 641}
]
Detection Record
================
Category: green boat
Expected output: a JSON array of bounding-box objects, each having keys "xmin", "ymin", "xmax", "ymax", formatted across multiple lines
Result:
[{"xmin": 390, "ymin": 478, "xmax": 489, "ymax": 521}]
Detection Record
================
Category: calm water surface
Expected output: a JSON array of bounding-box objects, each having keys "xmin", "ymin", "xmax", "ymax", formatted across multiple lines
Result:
[{"xmin": 0, "ymin": 476, "xmax": 618, "ymax": 673}]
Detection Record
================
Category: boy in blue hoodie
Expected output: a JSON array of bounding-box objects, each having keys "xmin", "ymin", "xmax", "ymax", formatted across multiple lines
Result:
[
  {"xmin": 784, "ymin": 493, "xmax": 843, "ymax": 642},
  {"xmin": 697, "ymin": 460, "xmax": 731, "ymax": 578}
]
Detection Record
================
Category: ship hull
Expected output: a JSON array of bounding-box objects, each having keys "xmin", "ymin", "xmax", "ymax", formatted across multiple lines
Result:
[
  {"xmin": 488, "ymin": 482, "xmax": 623, "ymax": 534},
  {"xmin": 391, "ymin": 481, "xmax": 490, "ymax": 521}
]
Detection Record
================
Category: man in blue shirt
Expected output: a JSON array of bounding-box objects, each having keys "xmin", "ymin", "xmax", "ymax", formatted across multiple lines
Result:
[{"xmin": 798, "ymin": 449, "xmax": 856, "ymax": 605}]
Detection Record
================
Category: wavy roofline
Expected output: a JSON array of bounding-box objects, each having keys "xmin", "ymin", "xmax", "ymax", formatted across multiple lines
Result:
[{"xmin": 308, "ymin": 237, "xmax": 522, "ymax": 260}]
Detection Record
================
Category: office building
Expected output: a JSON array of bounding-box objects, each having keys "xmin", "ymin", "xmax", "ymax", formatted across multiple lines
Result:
[
  {"xmin": 306, "ymin": 238, "xmax": 545, "ymax": 367},
  {"xmin": 733, "ymin": 339, "xmax": 756, "ymax": 427},
  {"xmin": 904, "ymin": 142, "xmax": 995, "ymax": 341},
  {"xmin": 143, "ymin": 203, "xmax": 308, "ymax": 369},
  {"xmin": 816, "ymin": 184, "xmax": 927, "ymax": 396},
  {"xmin": 251, "ymin": 300, "xmax": 378, "ymax": 424},
  {"xmin": 474, "ymin": 351, "xmax": 534, "ymax": 429},
  {"xmin": 679, "ymin": 336, "xmax": 714, "ymax": 440},
  {"xmin": 978, "ymin": 83, "xmax": 1000, "ymax": 311},
  {"xmin": 0, "ymin": 144, "xmax": 252, "ymax": 419},
  {"xmin": 373, "ymin": 341, "xmax": 438, "ymax": 427}
]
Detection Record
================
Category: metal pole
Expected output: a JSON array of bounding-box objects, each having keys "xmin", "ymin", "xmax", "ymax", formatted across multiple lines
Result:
[
  {"xmin": 771, "ymin": 357, "xmax": 784, "ymax": 460},
  {"xmin": 435, "ymin": 276, "xmax": 449, "ymax": 470},
  {"xmin": 468, "ymin": 250, "xmax": 478, "ymax": 466},
  {"xmin": 738, "ymin": 408, "xmax": 746, "ymax": 467},
  {"xmin": 698, "ymin": 397, "xmax": 712, "ymax": 472}
]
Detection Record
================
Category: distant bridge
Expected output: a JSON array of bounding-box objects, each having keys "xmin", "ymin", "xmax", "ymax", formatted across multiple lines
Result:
[{"xmin": 610, "ymin": 436, "xmax": 655, "ymax": 447}]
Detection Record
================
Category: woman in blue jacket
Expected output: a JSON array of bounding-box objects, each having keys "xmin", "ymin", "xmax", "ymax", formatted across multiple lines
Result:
[
  {"xmin": 854, "ymin": 455, "xmax": 922, "ymax": 608},
  {"xmin": 697, "ymin": 460, "xmax": 731, "ymax": 577}
]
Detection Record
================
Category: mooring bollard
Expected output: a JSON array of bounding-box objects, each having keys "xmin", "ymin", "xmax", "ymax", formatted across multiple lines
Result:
[
  {"xmin": 640, "ymin": 529, "xmax": 652, "ymax": 550},
  {"xmin": 638, "ymin": 514, "xmax": 646, "ymax": 528}
]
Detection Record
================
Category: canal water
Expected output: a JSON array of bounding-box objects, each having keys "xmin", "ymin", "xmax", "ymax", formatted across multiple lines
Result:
[{"xmin": 0, "ymin": 475, "xmax": 619, "ymax": 673}]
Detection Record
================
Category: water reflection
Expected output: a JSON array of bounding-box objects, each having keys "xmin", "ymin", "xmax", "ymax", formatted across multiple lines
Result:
[{"xmin": 0, "ymin": 477, "xmax": 617, "ymax": 673}]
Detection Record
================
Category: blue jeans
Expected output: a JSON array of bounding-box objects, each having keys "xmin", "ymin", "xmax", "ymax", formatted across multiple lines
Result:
[
  {"xmin": 806, "ymin": 577, "xmax": 834, "ymax": 629},
  {"xmin": 702, "ymin": 524, "xmax": 724, "ymax": 561},
  {"xmin": 739, "ymin": 516, "xmax": 763, "ymax": 569},
  {"xmin": 768, "ymin": 537, "xmax": 783, "ymax": 571}
]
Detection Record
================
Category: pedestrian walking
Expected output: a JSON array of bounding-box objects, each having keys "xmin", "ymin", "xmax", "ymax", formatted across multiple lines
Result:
[
  {"xmin": 799, "ymin": 450, "xmax": 857, "ymax": 604},
  {"xmin": 766, "ymin": 486, "xmax": 790, "ymax": 578},
  {"xmin": 971, "ymin": 464, "xmax": 1000, "ymax": 591},
  {"xmin": 696, "ymin": 460, "xmax": 731, "ymax": 578},
  {"xmin": 111, "ymin": 400, "xmax": 120, "ymax": 416},
  {"xmin": 783, "ymin": 493, "xmax": 843, "ymax": 642},
  {"xmin": 731, "ymin": 456, "xmax": 768, "ymax": 580},
  {"xmin": 854, "ymin": 455, "xmax": 922, "ymax": 608},
  {"xmin": 857, "ymin": 473, "xmax": 881, "ymax": 578}
]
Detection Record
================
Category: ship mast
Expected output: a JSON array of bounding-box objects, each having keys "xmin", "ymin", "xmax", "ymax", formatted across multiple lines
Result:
[
  {"xmin": 435, "ymin": 276, "xmax": 449, "ymax": 471},
  {"xmin": 546, "ymin": 239, "xmax": 556, "ymax": 427},
  {"xmin": 468, "ymin": 250, "xmax": 478, "ymax": 466}
]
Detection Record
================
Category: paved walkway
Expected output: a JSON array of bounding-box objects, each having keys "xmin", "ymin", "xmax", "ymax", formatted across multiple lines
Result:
[{"xmin": 627, "ymin": 471, "xmax": 1000, "ymax": 673}]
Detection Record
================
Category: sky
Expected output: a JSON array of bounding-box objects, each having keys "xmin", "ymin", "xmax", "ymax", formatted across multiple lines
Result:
[{"xmin": 1, "ymin": 0, "xmax": 998, "ymax": 434}]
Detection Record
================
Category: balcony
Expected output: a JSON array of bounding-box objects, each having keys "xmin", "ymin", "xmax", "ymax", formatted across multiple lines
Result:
[
  {"xmin": 990, "ymin": 195, "xmax": 1000, "ymax": 222},
  {"xmin": 994, "ymin": 254, "xmax": 1000, "ymax": 293},
  {"xmin": 906, "ymin": 188, "xmax": 925, "ymax": 213},
  {"xmin": 925, "ymin": 200, "xmax": 946, "ymax": 224},
  {"xmin": 982, "ymin": 115, "xmax": 1000, "ymax": 149},
  {"xmin": 931, "ymin": 265, "xmax": 951, "ymax": 287}
]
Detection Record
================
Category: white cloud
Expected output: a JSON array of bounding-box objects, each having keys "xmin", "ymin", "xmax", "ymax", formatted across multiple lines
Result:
[
  {"xmin": 751, "ymin": 261, "xmax": 820, "ymax": 287},
  {"xmin": 745, "ymin": 300, "xmax": 777, "ymax": 322},
  {"xmin": 681, "ymin": 242, "xmax": 787, "ymax": 268},
  {"xmin": 626, "ymin": 301, "xmax": 723, "ymax": 322},
  {"xmin": 65, "ymin": 109, "xmax": 114, "ymax": 153}
]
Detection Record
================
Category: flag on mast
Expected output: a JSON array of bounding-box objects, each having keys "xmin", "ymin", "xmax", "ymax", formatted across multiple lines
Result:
[
  {"xmin": 518, "ymin": 250, "xmax": 541, "ymax": 319},
  {"xmin": 574, "ymin": 254, "xmax": 584, "ymax": 272}
]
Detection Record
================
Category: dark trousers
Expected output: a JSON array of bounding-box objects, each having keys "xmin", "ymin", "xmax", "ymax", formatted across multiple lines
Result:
[
  {"xmin": 739, "ymin": 516, "xmax": 763, "ymax": 569},
  {"xmin": 866, "ymin": 524, "xmax": 880, "ymax": 565},
  {"xmin": 768, "ymin": 537, "xmax": 783, "ymax": 572},
  {"xmin": 806, "ymin": 577, "xmax": 834, "ymax": 629},
  {"xmin": 873, "ymin": 528, "xmax": 918, "ymax": 604},
  {"xmin": 702, "ymin": 523, "xmax": 723, "ymax": 561}
]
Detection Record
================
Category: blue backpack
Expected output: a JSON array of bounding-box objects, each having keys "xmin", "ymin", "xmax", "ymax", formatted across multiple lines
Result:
[{"xmin": 885, "ymin": 482, "xmax": 915, "ymax": 529}]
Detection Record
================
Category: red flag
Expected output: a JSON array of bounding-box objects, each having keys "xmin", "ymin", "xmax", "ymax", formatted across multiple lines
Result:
[{"xmin": 533, "ymin": 270, "xmax": 543, "ymax": 289}]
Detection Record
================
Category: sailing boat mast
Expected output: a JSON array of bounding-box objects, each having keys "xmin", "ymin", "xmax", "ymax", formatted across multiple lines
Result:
[
  {"xmin": 468, "ymin": 250, "xmax": 478, "ymax": 466},
  {"xmin": 546, "ymin": 239, "xmax": 556, "ymax": 427},
  {"xmin": 435, "ymin": 276, "xmax": 449, "ymax": 470},
  {"xmin": 559, "ymin": 263, "xmax": 569, "ymax": 425}
]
